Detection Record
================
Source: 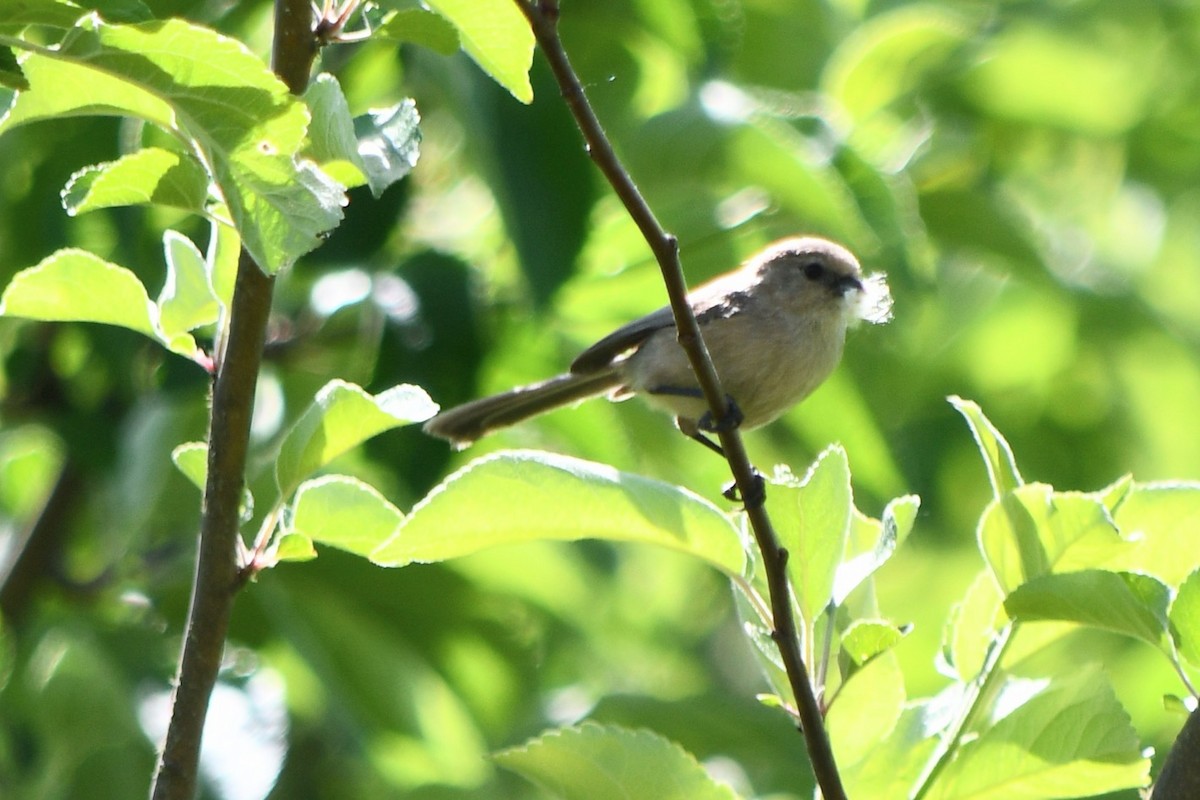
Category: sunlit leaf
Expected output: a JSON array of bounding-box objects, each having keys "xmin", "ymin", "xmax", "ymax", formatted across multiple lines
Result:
[
  {"xmin": 0, "ymin": 248, "xmax": 155, "ymax": 332},
  {"xmin": 372, "ymin": 450, "xmax": 745, "ymax": 576},
  {"xmin": 768, "ymin": 446, "xmax": 852, "ymax": 625},
  {"xmin": 494, "ymin": 723, "xmax": 740, "ymax": 800},
  {"xmin": 842, "ymin": 619, "xmax": 908, "ymax": 667},
  {"xmin": 353, "ymin": 99, "xmax": 420, "ymax": 197},
  {"xmin": 274, "ymin": 532, "xmax": 317, "ymax": 562},
  {"xmin": 979, "ymin": 484, "xmax": 1133, "ymax": 594},
  {"xmin": 950, "ymin": 396, "xmax": 1023, "ymax": 498},
  {"xmin": 206, "ymin": 203, "xmax": 239, "ymax": 311},
  {"xmin": 375, "ymin": 6, "xmax": 459, "ymax": 55},
  {"xmin": 827, "ymin": 652, "xmax": 905, "ymax": 769},
  {"xmin": 422, "ymin": 0, "xmax": 533, "ymax": 103},
  {"xmin": 1005, "ymin": 570, "xmax": 1170, "ymax": 647},
  {"xmin": 1170, "ymin": 569, "xmax": 1200, "ymax": 669},
  {"xmin": 158, "ymin": 230, "xmax": 219, "ymax": 343},
  {"xmin": 171, "ymin": 440, "xmax": 254, "ymax": 518},
  {"xmin": 1108, "ymin": 482, "xmax": 1200, "ymax": 587},
  {"xmin": 1, "ymin": 15, "xmax": 344, "ymax": 273},
  {"xmin": 61, "ymin": 147, "xmax": 209, "ymax": 215},
  {"xmin": 275, "ymin": 380, "xmax": 438, "ymax": 497},
  {"xmin": 944, "ymin": 569, "xmax": 1004, "ymax": 682},
  {"xmin": 290, "ymin": 475, "xmax": 403, "ymax": 557},
  {"xmin": 303, "ymin": 73, "xmax": 368, "ymax": 189},
  {"xmin": 305, "ymin": 74, "xmax": 420, "ymax": 198},
  {"xmin": 171, "ymin": 441, "xmax": 208, "ymax": 491},
  {"xmin": 0, "ymin": 248, "xmax": 207, "ymax": 352},
  {"xmin": 840, "ymin": 698, "xmax": 944, "ymax": 798},
  {"xmin": 833, "ymin": 494, "xmax": 920, "ymax": 605},
  {"xmin": 925, "ymin": 667, "xmax": 1150, "ymax": 799}
]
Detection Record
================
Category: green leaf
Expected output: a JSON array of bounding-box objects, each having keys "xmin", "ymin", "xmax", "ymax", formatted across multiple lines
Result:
[
  {"xmin": 827, "ymin": 652, "xmax": 906, "ymax": 770},
  {"xmin": 944, "ymin": 569, "xmax": 1004, "ymax": 681},
  {"xmin": 0, "ymin": 248, "xmax": 206, "ymax": 356},
  {"xmin": 0, "ymin": 248, "xmax": 154, "ymax": 335},
  {"xmin": 171, "ymin": 440, "xmax": 254, "ymax": 518},
  {"xmin": 303, "ymin": 76, "xmax": 422, "ymax": 198},
  {"xmin": 422, "ymin": 0, "xmax": 534, "ymax": 103},
  {"xmin": 950, "ymin": 396, "xmax": 1023, "ymax": 498},
  {"xmin": 290, "ymin": 475, "xmax": 403, "ymax": 557},
  {"xmin": 833, "ymin": 494, "xmax": 920, "ymax": 605},
  {"xmin": 925, "ymin": 667, "xmax": 1150, "ymax": 799},
  {"xmin": 1005, "ymin": 570, "xmax": 1170, "ymax": 647},
  {"xmin": 158, "ymin": 230, "xmax": 219, "ymax": 344},
  {"xmin": 2, "ymin": 16, "xmax": 344, "ymax": 273},
  {"xmin": 171, "ymin": 441, "xmax": 208, "ymax": 491},
  {"xmin": 85, "ymin": 0, "xmax": 154, "ymax": 24},
  {"xmin": 274, "ymin": 532, "xmax": 317, "ymax": 562},
  {"xmin": 0, "ymin": 0, "xmax": 88, "ymax": 30},
  {"xmin": 376, "ymin": 7, "xmax": 460, "ymax": 55},
  {"xmin": 206, "ymin": 204, "xmax": 239, "ymax": 312},
  {"xmin": 494, "ymin": 723, "xmax": 740, "ymax": 800},
  {"xmin": 353, "ymin": 99, "xmax": 421, "ymax": 198},
  {"xmin": 842, "ymin": 619, "xmax": 908, "ymax": 667},
  {"xmin": 303, "ymin": 73, "xmax": 368, "ymax": 189},
  {"xmin": 0, "ymin": 45, "xmax": 27, "ymax": 90},
  {"xmin": 840, "ymin": 699, "xmax": 943, "ymax": 798},
  {"xmin": 275, "ymin": 380, "xmax": 438, "ymax": 497},
  {"xmin": 61, "ymin": 147, "xmax": 209, "ymax": 215},
  {"xmin": 768, "ymin": 446, "xmax": 852, "ymax": 625},
  {"xmin": 979, "ymin": 484, "xmax": 1133, "ymax": 594},
  {"xmin": 1109, "ymin": 482, "xmax": 1200, "ymax": 587},
  {"xmin": 372, "ymin": 450, "xmax": 746, "ymax": 576},
  {"xmin": 1170, "ymin": 568, "xmax": 1200, "ymax": 668}
]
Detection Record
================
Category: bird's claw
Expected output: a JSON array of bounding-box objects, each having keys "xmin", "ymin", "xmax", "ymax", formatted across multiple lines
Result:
[
  {"xmin": 723, "ymin": 469, "xmax": 766, "ymax": 509},
  {"xmin": 699, "ymin": 395, "xmax": 744, "ymax": 434}
]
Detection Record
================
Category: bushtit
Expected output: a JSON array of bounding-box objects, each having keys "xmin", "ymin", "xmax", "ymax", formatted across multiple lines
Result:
[{"xmin": 424, "ymin": 237, "xmax": 892, "ymax": 449}]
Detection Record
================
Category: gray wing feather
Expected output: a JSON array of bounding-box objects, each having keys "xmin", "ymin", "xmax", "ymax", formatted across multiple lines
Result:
[
  {"xmin": 570, "ymin": 306, "xmax": 677, "ymax": 373},
  {"xmin": 569, "ymin": 282, "xmax": 754, "ymax": 374}
]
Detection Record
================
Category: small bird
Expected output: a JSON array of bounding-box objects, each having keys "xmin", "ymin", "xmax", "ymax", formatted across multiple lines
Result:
[{"xmin": 424, "ymin": 237, "xmax": 892, "ymax": 449}]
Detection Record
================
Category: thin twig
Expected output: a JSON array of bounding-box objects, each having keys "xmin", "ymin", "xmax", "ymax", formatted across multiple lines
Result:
[
  {"xmin": 150, "ymin": 3, "xmax": 315, "ymax": 798},
  {"xmin": 512, "ymin": 2, "xmax": 846, "ymax": 797}
]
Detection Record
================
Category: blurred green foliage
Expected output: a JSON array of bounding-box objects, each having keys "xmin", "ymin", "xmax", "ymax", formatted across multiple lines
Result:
[{"xmin": 3, "ymin": 0, "xmax": 1200, "ymax": 798}]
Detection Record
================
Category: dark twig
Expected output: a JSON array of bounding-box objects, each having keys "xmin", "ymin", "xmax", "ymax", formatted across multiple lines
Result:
[
  {"xmin": 512, "ymin": 2, "xmax": 846, "ymax": 798},
  {"xmin": 149, "ymin": 3, "xmax": 315, "ymax": 798}
]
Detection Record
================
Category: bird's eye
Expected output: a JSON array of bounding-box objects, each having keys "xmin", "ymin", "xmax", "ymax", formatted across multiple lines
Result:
[{"xmin": 802, "ymin": 261, "xmax": 825, "ymax": 281}]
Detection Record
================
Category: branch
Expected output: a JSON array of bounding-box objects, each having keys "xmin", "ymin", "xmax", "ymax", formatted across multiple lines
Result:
[
  {"xmin": 1154, "ymin": 707, "xmax": 1200, "ymax": 799},
  {"xmin": 512, "ymin": 2, "xmax": 846, "ymax": 798},
  {"xmin": 150, "ymin": 3, "xmax": 314, "ymax": 798}
]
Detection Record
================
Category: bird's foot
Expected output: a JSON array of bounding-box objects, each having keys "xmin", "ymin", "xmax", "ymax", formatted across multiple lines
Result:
[
  {"xmin": 698, "ymin": 394, "xmax": 744, "ymax": 434},
  {"xmin": 723, "ymin": 469, "xmax": 766, "ymax": 509}
]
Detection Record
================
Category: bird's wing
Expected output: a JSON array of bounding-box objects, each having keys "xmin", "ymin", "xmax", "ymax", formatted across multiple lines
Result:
[
  {"xmin": 568, "ymin": 280, "xmax": 756, "ymax": 374},
  {"xmin": 569, "ymin": 305, "xmax": 677, "ymax": 373}
]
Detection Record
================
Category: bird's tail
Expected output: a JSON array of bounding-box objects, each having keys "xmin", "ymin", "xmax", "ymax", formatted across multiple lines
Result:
[{"xmin": 424, "ymin": 369, "xmax": 622, "ymax": 447}]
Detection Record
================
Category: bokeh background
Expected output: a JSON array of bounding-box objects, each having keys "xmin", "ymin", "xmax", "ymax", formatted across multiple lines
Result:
[{"xmin": 2, "ymin": 0, "xmax": 1199, "ymax": 797}]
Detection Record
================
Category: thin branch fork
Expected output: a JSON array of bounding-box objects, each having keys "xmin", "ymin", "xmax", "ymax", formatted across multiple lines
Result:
[{"xmin": 512, "ymin": 2, "xmax": 847, "ymax": 798}]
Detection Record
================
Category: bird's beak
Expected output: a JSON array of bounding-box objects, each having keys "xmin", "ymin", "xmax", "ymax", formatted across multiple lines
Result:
[{"xmin": 834, "ymin": 274, "xmax": 865, "ymax": 296}]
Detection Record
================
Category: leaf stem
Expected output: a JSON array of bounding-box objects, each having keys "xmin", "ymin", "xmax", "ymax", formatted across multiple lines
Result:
[
  {"xmin": 149, "ymin": 3, "xmax": 315, "ymax": 798},
  {"xmin": 909, "ymin": 622, "xmax": 1015, "ymax": 800},
  {"xmin": 512, "ymin": 2, "xmax": 846, "ymax": 797}
]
